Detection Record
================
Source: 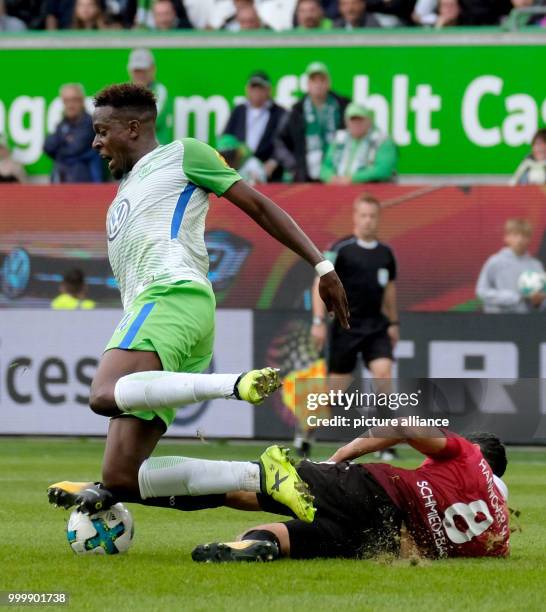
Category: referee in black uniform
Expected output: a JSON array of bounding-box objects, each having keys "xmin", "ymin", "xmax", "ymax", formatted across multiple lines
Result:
[{"xmin": 304, "ymin": 193, "xmax": 399, "ymax": 456}]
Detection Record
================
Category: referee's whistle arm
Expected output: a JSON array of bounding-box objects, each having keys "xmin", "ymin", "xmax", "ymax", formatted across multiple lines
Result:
[{"xmin": 319, "ymin": 271, "xmax": 350, "ymax": 329}]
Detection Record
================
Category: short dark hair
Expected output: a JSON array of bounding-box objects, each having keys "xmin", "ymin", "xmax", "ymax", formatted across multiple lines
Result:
[
  {"xmin": 63, "ymin": 268, "xmax": 85, "ymax": 292},
  {"xmin": 94, "ymin": 83, "xmax": 157, "ymax": 120},
  {"xmin": 532, "ymin": 128, "xmax": 546, "ymax": 145},
  {"xmin": 297, "ymin": 0, "xmax": 322, "ymax": 7},
  {"xmin": 464, "ymin": 432, "xmax": 507, "ymax": 477}
]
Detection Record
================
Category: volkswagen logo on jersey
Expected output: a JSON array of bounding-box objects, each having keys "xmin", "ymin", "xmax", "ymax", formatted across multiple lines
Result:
[{"xmin": 107, "ymin": 199, "xmax": 130, "ymax": 242}]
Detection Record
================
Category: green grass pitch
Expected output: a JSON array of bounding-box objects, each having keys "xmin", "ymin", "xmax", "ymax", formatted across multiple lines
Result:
[{"xmin": 2, "ymin": 438, "xmax": 545, "ymax": 611}]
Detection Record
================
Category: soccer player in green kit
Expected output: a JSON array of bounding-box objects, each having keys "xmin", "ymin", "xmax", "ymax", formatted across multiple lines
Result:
[{"xmin": 47, "ymin": 84, "xmax": 349, "ymax": 523}]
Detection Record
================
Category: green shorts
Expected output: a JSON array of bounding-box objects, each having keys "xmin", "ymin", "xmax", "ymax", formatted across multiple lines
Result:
[{"xmin": 105, "ymin": 280, "xmax": 216, "ymax": 429}]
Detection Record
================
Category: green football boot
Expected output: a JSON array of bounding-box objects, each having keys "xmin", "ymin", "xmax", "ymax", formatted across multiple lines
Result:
[
  {"xmin": 234, "ymin": 367, "xmax": 281, "ymax": 404},
  {"xmin": 259, "ymin": 445, "xmax": 315, "ymax": 523}
]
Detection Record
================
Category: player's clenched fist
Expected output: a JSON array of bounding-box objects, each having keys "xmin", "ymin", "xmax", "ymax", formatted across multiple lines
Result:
[{"xmin": 319, "ymin": 271, "xmax": 350, "ymax": 329}]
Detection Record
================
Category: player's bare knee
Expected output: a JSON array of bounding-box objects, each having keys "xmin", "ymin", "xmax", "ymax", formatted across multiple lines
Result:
[
  {"xmin": 369, "ymin": 362, "xmax": 392, "ymax": 379},
  {"xmin": 89, "ymin": 385, "xmax": 117, "ymax": 416}
]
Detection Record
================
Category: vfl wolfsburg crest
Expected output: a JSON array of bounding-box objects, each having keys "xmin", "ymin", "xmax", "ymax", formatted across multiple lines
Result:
[{"xmin": 138, "ymin": 162, "xmax": 154, "ymax": 179}]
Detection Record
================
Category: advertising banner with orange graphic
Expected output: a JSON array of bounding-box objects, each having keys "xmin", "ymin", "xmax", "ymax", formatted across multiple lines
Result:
[{"xmin": 1, "ymin": 184, "xmax": 545, "ymax": 311}]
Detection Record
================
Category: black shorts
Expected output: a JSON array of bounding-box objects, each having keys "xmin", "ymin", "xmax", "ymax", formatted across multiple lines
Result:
[
  {"xmin": 328, "ymin": 324, "xmax": 393, "ymax": 373},
  {"xmin": 258, "ymin": 461, "xmax": 401, "ymax": 560}
]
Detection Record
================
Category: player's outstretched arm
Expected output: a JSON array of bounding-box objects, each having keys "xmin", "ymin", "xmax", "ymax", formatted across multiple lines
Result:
[
  {"xmin": 224, "ymin": 181, "xmax": 350, "ymax": 328},
  {"xmin": 328, "ymin": 426, "xmax": 448, "ymax": 462}
]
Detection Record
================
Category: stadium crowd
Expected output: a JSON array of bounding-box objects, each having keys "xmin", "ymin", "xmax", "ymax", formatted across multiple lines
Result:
[
  {"xmin": 37, "ymin": 56, "xmax": 400, "ymax": 185},
  {"xmin": 2, "ymin": 1, "xmax": 545, "ymax": 186},
  {"xmin": 28, "ymin": 52, "xmax": 545, "ymax": 187},
  {"xmin": 1, "ymin": 0, "xmax": 546, "ymax": 32}
]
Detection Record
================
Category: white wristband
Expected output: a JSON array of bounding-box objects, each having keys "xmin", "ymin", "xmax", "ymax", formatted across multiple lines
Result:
[{"xmin": 315, "ymin": 260, "xmax": 335, "ymax": 277}]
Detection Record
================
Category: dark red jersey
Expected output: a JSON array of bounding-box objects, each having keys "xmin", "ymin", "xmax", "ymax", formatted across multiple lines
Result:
[{"xmin": 365, "ymin": 435, "xmax": 510, "ymax": 558}]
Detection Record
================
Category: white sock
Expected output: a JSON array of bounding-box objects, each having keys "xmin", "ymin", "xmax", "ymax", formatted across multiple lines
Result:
[
  {"xmin": 114, "ymin": 371, "xmax": 241, "ymax": 413},
  {"xmin": 138, "ymin": 456, "xmax": 261, "ymax": 499}
]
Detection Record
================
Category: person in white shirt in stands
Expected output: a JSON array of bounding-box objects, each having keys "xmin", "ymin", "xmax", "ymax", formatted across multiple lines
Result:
[
  {"xmin": 182, "ymin": 0, "xmax": 238, "ymax": 28},
  {"xmin": 0, "ymin": 0, "xmax": 27, "ymax": 30},
  {"xmin": 412, "ymin": 0, "xmax": 438, "ymax": 25},
  {"xmin": 256, "ymin": 0, "xmax": 297, "ymax": 29},
  {"xmin": 184, "ymin": 0, "xmax": 299, "ymax": 31},
  {"xmin": 476, "ymin": 218, "xmax": 545, "ymax": 313},
  {"xmin": 510, "ymin": 129, "xmax": 546, "ymax": 186}
]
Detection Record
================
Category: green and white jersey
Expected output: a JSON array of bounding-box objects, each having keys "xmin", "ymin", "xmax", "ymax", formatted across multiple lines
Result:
[{"xmin": 106, "ymin": 138, "xmax": 241, "ymax": 310}]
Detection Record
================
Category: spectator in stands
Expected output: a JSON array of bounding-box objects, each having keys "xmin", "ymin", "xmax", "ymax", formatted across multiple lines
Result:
[
  {"xmin": 135, "ymin": 0, "xmax": 192, "ymax": 29},
  {"xmin": 51, "ymin": 269, "xmax": 96, "ymax": 310},
  {"xmin": 185, "ymin": 0, "xmax": 313, "ymax": 31},
  {"xmin": 320, "ymin": 103, "xmax": 397, "ymax": 184},
  {"xmin": 275, "ymin": 61, "xmax": 349, "ymax": 182},
  {"xmin": 476, "ymin": 218, "xmax": 545, "ymax": 313},
  {"xmin": 43, "ymin": 84, "xmax": 102, "ymax": 183},
  {"xmin": 458, "ymin": 0, "xmax": 512, "ymax": 25},
  {"xmin": 435, "ymin": 0, "xmax": 461, "ymax": 27},
  {"xmin": 0, "ymin": 0, "xmax": 27, "ymax": 30},
  {"xmin": 72, "ymin": 0, "xmax": 107, "ymax": 28},
  {"xmin": 509, "ymin": 0, "xmax": 546, "ymax": 26},
  {"xmin": 223, "ymin": 71, "xmax": 285, "ymax": 180},
  {"xmin": 321, "ymin": 0, "xmax": 340, "ymax": 18},
  {"xmin": 334, "ymin": 0, "xmax": 380, "ymax": 27},
  {"xmin": 224, "ymin": 0, "xmax": 265, "ymax": 30},
  {"xmin": 295, "ymin": 0, "xmax": 333, "ymax": 29},
  {"xmin": 414, "ymin": 0, "xmax": 515, "ymax": 25},
  {"xmin": 46, "ymin": 0, "xmax": 75, "ymax": 29},
  {"xmin": 182, "ymin": 0, "xmax": 233, "ymax": 29},
  {"xmin": 104, "ymin": 0, "xmax": 137, "ymax": 28},
  {"xmin": 246, "ymin": 0, "xmax": 293, "ymax": 30},
  {"xmin": 0, "ymin": 135, "xmax": 26, "ymax": 183},
  {"xmin": 127, "ymin": 48, "xmax": 172, "ymax": 144},
  {"xmin": 151, "ymin": 0, "xmax": 178, "ymax": 29},
  {"xmin": 510, "ymin": 128, "xmax": 546, "ymax": 185},
  {"xmin": 366, "ymin": 0, "xmax": 416, "ymax": 25},
  {"xmin": 412, "ymin": 0, "xmax": 438, "ymax": 24},
  {"xmin": 217, "ymin": 134, "xmax": 267, "ymax": 184},
  {"xmin": 4, "ymin": 0, "xmax": 47, "ymax": 29}
]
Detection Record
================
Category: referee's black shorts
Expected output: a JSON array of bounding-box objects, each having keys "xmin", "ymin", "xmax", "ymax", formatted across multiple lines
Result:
[
  {"xmin": 258, "ymin": 461, "xmax": 402, "ymax": 560},
  {"xmin": 328, "ymin": 322, "xmax": 393, "ymax": 374}
]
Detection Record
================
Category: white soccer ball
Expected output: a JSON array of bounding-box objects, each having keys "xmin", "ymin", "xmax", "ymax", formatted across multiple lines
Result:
[
  {"xmin": 66, "ymin": 503, "xmax": 134, "ymax": 555},
  {"xmin": 517, "ymin": 270, "xmax": 545, "ymax": 297}
]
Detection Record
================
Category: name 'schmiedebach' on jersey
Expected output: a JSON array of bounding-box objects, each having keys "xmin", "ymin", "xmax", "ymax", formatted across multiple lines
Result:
[{"xmin": 106, "ymin": 138, "xmax": 241, "ymax": 311}]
